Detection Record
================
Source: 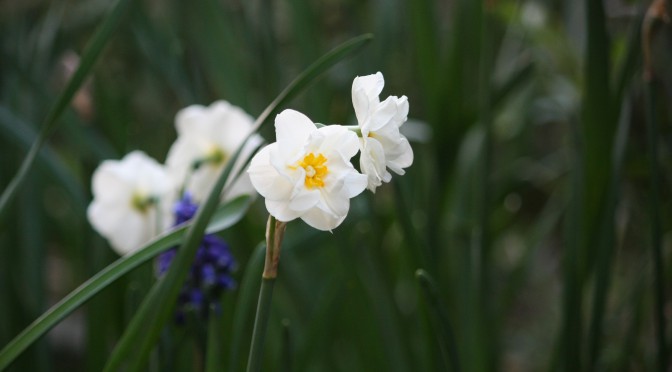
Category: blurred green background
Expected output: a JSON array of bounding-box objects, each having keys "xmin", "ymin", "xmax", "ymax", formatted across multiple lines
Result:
[{"xmin": 1, "ymin": 0, "xmax": 672, "ymax": 370}]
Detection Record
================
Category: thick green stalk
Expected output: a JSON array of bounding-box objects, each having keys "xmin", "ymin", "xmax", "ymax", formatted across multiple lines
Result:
[{"xmin": 247, "ymin": 215, "xmax": 286, "ymax": 372}]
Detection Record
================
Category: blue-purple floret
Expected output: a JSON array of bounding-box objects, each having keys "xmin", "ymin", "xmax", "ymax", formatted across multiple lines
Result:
[{"xmin": 157, "ymin": 193, "xmax": 236, "ymax": 323}]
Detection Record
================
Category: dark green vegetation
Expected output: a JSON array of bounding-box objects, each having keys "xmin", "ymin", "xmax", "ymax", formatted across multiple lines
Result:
[{"xmin": 1, "ymin": 0, "xmax": 671, "ymax": 371}]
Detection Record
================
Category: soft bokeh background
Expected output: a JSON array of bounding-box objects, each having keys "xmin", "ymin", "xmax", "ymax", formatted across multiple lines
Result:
[{"xmin": 1, "ymin": 0, "xmax": 671, "ymax": 370}]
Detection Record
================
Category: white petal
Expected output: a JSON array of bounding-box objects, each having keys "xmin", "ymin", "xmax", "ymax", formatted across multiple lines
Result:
[
  {"xmin": 367, "ymin": 96, "xmax": 397, "ymax": 132},
  {"xmin": 289, "ymin": 189, "xmax": 320, "ymax": 212},
  {"xmin": 342, "ymin": 169, "xmax": 367, "ymax": 198},
  {"xmin": 214, "ymin": 105, "xmax": 256, "ymax": 153},
  {"xmin": 359, "ymin": 137, "xmax": 389, "ymax": 191},
  {"xmin": 386, "ymin": 137, "xmax": 414, "ymax": 175},
  {"xmin": 275, "ymin": 109, "xmax": 315, "ymax": 156},
  {"xmin": 186, "ymin": 163, "xmax": 221, "ymax": 202},
  {"xmin": 106, "ymin": 211, "xmax": 152, "ymax": 255},
  {"xmin": 393, "ymin": 96, "xmax": 409, "ymax": 126},
  {"xmin": 316, "ymin": 125, "xmax": 360, "ymax": 160},
  {"xmin": 300, "ymin": 205, "xmax": 346, "ymax": 231},
  {"xmin": 175, "ymin": 103, "xmax": 215, "ymax": 137},
  {"xmin": 352, "ymin": 72, "xmax": 384, "ymax": 126},
  {"xmin": 165, "ymin": 136, "xmax": 206, "ymax": 184},
  {"xmin": 91, "ymin": 161, "xmax": 135, "ymax": 203},
  {"xmin": 248, "ymin": 144, "xmax": 294, "ymax": 201},
  {"xmin": 266, "ymin": 199, "xmax": 302, "ymax": 222}
]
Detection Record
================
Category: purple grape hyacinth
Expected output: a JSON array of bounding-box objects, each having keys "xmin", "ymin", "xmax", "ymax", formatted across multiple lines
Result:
[{"xmin": 157, "ymin": 193, "xmax": 236, "ymax": 323}]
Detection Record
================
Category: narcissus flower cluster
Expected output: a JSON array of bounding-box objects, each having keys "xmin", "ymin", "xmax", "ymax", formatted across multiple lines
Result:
[
  {"xmin": 87, "ymin": 101, "xmax": 260, "ymax": 255},
  {"xmin": 248, "ymin": 72, "xmax": 413, "ymax": 231},
  {"xmin": 87, "ymin": 72, "xmax": 412, "ymax": 251}
]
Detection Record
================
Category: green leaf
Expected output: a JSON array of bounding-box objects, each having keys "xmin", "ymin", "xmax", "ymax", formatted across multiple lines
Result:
[
  {"xmin": 205, "ymin": 305, "xmax": 224, "ymax": 372},
  {"xmin": 0, "ymin": 0, "xmax": 133, "ymax": 218},
  {"xmin": 229, "ymin": 243, "xmax": 265, "ymax": 371},
  {"xmin": 0, "ymin": 195, "xmax": 251, "ymax": 371},
  {"xmin": 586, "ymin": 95, "xmax": 632, "ymax": 371},
  {"xmin": 416, "ymin": 269, "xmax": 461, "ymax": 372}
]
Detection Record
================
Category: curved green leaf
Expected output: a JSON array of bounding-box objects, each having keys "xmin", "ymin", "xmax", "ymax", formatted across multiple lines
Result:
[{"xmin": 0, "ymin": 195, "xmax": 251, "ymax": 371}]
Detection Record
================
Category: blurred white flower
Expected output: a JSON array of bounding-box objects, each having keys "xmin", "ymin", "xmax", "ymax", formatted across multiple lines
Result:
[
  {"xmin": 248, "ymin": 109, "xmax": 367, "ymax": 231},
  {"xmin": 87, "ymin": 151, "xmax": 175, "ymax": 255},
  {"xmin": 166, "ymin": 101, "xmax": 263, "ymax": 203},
  {"xmin": 352, "ymin": 72, "xmax": 413, "ymax": 192}
]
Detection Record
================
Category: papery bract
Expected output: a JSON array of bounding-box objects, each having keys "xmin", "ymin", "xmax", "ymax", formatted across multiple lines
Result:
[
  {"xmin": 248, "ymin": 109, "xmax": 367, "ymax": 231},
  {"xmin": 87, "ymin": 151, "xmax": 175, "ymax": 255},
  {"xmin": 166, "ymin": 101, "xmax": 263, "ymax": 203},
  {"xmin": 352, "ymin": 72, "xmax": 413, "ymax": 192}
]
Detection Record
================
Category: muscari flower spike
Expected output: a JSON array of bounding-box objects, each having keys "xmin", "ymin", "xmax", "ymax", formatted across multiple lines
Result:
[{"xmin": 157, "ymin": 193, "xmax": 237, "ymax": 323}]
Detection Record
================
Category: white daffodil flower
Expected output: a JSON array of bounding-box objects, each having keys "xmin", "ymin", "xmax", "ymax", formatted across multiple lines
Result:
[
  {"xmin": 352, "ymin": 72, "xmax": 413, "ymax": 192},
  {"xmin": 248, "ymin": 109, "xmax": 367, "ymax": 231},
  {"xmin": 87, "ymin": 151, "xmax": 175, "ymax": 255},
  {"xmin": 166, "ymin": 101, "xmax": 263, "ymax": 202}
]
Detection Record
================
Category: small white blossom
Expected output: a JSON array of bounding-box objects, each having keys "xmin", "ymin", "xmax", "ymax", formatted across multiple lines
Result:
[
  {"xmin": 248, "ymin": 109, "xmax": 367, "ymax": 231},
  {"xmin": 165, "ymin": 101, "xmax": 263, "ymax": 203},
  {"xmin": 352, "ymin": 72, "xmax": 413, "ymax": 192},
  {"xmin": 87, "ymin": 151, "xmax": 175, "ymax": 255}
]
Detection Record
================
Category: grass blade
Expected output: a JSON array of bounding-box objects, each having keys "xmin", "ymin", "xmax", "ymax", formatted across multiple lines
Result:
[
  {"xmin": 205, "ymin": 305, "xmax": 224, "ymax": 372},
  {"xmin": 586, "ymin": 97, "xmax": 632, "ymax": 370},
  {"xmin": 0, "ymin": 0, "xmax": 133, "ymax": 218},
  {"xmin": 416, "ymin": 269, "xmax": 461, "ymax": 372},
  {"xmin": 245, "ymin": 278, "xmax": 276, "ymax": 372},
  {"xmin": 229, "ymin": 243, "xmax": 265, "ymax": 371},
  {"xmin": 644, "ymin": 79, "xmax": 669, "ymax": 372},
  {"xmin": 0, "ymin": 195, "xmax": 250, "ymax": 370}
]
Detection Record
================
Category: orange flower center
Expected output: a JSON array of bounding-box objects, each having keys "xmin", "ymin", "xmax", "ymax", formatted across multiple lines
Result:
[{"xmin": 298, "ymin": 153, "xmax": 328, "ymax": 189}]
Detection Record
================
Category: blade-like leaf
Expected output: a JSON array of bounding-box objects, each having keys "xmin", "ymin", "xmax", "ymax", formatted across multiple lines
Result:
[
  {"xmin": 416, "ymin": 269, "xmax": 461, "ymax": 372},
  {"xmin": 229, "ymin": 243, "xmax": 265, "ymax": 371},
  {"xmin": 0, "ymin": 195, "xmax": 251, "ymax": 370}
]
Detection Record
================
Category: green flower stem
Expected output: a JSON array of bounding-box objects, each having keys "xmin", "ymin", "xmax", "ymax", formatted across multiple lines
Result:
[{"xmin": 247, "ymin": 216, "xmax": 287, "ymax": 372}]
